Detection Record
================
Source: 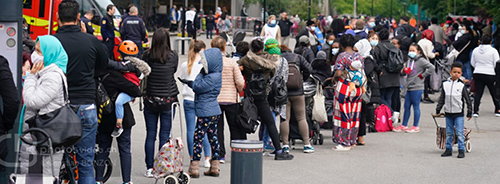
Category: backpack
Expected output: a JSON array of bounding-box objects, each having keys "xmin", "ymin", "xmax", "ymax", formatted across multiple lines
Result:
[
  {"xmin": 374, "ymin": 104, "xmax": 393, "ymax": 132},
  {"xmin": 268, "ymin": 59, "xmax": 288, "ymax": 106},
  {"xmin": 381, "ymin": 44, "xmax": 404, "ymax": 73},
  {"xmin": 237, "ymin": 96, "xmax": 260, "ymax": 133},
  {"xmin": 286, "ymin": 55, "xmax": 303, "ymax": 90},
  {"xmin": 96, "ymin": 74, "xmax": 113, "ymax": 122},
  {"xmin": 247, "ymin": 69, "xmax": 267, "ymax": 97}
]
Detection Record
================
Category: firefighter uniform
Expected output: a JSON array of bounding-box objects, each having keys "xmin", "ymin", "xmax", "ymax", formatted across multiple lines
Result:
[
  {"xmin": 120, "ymin": 15, "xmax": 148, "ymax": 58},
  {"xmin": 100, "ymin": 13, "xmax": 115, "ymax": 60},
  {"xmin": 81, "ymin": 16, "xmax": 94, "ymax": 35}
]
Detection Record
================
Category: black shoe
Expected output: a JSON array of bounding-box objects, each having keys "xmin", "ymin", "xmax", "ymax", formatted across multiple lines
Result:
[
  {"xmin": 422, "ymin": 98, "xmax": 435, "ymax": 104},
  {"xmin": 275, "ymin": 151, "xmax": 294, "ymax": 160},
  {"xmin": 441, "ymin": 149, "xmax": 452, "ymax": 157},
  {"xmin": 457, "ymin": 150, "xmax": 465, "ymax": 158}
]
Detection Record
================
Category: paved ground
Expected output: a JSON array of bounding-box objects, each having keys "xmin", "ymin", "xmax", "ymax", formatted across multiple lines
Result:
[{"xmin": 103, "ymin": 36, "xmax": 500, "ymax": 184}]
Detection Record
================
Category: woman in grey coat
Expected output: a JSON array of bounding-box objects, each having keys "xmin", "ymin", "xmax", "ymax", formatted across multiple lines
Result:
[{"xmin": 19, "ymin": 35, "xmax": 68, "ymax": 176}]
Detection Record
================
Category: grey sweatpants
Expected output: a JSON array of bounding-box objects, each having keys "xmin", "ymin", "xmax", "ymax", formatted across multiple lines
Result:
[{"xmin": 280, "ymin": 95, "xmax": 311, "ymax": 145}]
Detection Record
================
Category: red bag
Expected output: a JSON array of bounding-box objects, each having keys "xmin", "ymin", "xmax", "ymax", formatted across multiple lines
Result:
[
  {"xmin": 374, "ymin": 104, "xmax": 393, "ymax": 132},
  {"xmin": 469, "ymin": 79, "xmax": 476, "ymax": 92}
]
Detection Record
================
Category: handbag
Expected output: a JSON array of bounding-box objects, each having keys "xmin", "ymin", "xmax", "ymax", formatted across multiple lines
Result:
[
  {"xmin": 469, "ymin": 78, "xmax": 476, "ymax": 92},
  {"xmin": 237, "ymin": 96, "xmax": 260, "ymax": 134},
  {"xmin": 311, "ymin": 80, "xmax": 328, "ymax": 122},
  {"xmin": 25, "ymin": 75, "xmax": 82, "ymax": 148}
]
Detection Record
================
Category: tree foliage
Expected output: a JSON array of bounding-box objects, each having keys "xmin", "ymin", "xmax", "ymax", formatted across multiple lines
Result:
[{"xmin": 332, "ymin": 0, "xmax": 411, "ymax": 18}]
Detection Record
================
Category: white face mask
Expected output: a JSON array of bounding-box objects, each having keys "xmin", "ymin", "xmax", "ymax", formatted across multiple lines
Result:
[
  {"xmin": 31, "ymin": 51, "xmax": 44, "ymax": 64},
  {"xmin": 310, "ymin": 26, "xmax": 316, "ymax": 31}
]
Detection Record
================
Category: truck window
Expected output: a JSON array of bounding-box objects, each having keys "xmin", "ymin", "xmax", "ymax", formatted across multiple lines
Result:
[
  {"xmin": 39, "ymin": 0, "xmax": 45, "ymax": 18},
  {"xmin": 23, "ymin": 0, "xmax": 32, "ymax": 9}
]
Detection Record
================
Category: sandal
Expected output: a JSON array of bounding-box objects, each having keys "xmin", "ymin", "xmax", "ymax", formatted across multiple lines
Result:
[{"xmin": 356, "ymin": 140, "xmax": 365, "ymax": 146}]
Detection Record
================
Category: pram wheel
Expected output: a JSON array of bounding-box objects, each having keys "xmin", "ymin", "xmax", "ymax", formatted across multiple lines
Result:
[
  {"xmin": 466, "ymin": 140, "xmax": 471, "ymax": 153},
  {"xmin": 312, "ymin": 135, "xmax": 318, "ymax": 145},
  {"xmin": 319, "ymin": 134, "xmax": 324, "ymax": 145},
  {"xmin": 177, "ymin": 172, "xmax": 191, "ymax": 184},
  {"xmin": 164, "ymin": 175, "xmax": 179, "ymax": 184}
]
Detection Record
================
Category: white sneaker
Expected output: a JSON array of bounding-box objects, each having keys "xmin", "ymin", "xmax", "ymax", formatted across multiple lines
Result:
[
  {"xmin": 392, "ymin": 112, "xmax": 400, "ymax": 123},
  {"xmin": 144, "ymin": 168, "xmax": 153, "ymax": 178},
  {"xmin": 495, "ymin": 113, "xmax": 500, "ymax": 117},
  {"xmin": 472, "ymin": 113, "xmax": 479, "ymax": 117},
  {"xmin": 331, "ymin": 145, "xmax": 351, "ymax": 151},
  {"xmin": 204, "ymin": 159, "xmax": 210, "ymax": 168}
]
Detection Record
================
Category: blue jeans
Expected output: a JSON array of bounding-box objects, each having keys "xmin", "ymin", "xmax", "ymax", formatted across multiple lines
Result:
[
  {"xmin": 457, "ymin": 60, "xmax": 472, "ymax": 80},
  {"xmin": 143, "ymin": 106, "xmax": 172, "ymax": 169},
  {"xmin": 95, "ymin": 128, "xmax": 131, "ymax": 183},
  {"xmin": 380, "ymin": 87, "xmax": 398, "ymax": 112},
  {"xmin": 402, "ymin": 90, "xmax": 423, "ymax": 127},
  {"xmin": 261, "ymin": 111, "xmax": 276, "ymax": 149},
  {"xmin": 115, "ymin": 92, "xmax": 135, "ymax": 119},
  {"xmin": 445, "ymin": 116, "xmax": 465, "ymax": 151},
  {"xmin": 183, "ymin": 100, "xmax": 211, "ymax": 157},
  {"xmin": 73, "ymin": 104, "xmax": 98, "ymax": 184}
]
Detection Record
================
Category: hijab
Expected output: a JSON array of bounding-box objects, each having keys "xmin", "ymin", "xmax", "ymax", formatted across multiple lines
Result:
[
  {"xmin": 354, "ymin": 39, "xmax": 372, "ymax": 58},
  {"xmin": 35, "ymin": 35, "xmax": 68, "ymax": 73},
  {"xmin": 421, "ymin": 29, "xmax": 434, "ymax": 42}
]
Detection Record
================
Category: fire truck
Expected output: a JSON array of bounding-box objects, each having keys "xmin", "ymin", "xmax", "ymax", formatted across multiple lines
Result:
[{"xmin": 22, "ymin": 0, "xmax": 147, "ymax": 60}]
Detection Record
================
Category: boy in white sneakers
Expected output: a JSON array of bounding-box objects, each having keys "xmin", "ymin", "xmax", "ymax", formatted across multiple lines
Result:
[{"xmin": 434, "ymin": 62, "xmax": 472, "ymax": 158}]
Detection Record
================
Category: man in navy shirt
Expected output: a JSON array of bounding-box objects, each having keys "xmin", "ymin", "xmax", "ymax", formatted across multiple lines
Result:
[
  {"xmin": 101, "ymin": 4, "xmax": 116, "ymax": 60},
  {"xmin": 80, "ymin": 10, "xmax": 94, "ymax": 35},
  {"xmin": 120, "ymin": 6, "xmax": 148, "ymax": 58}
]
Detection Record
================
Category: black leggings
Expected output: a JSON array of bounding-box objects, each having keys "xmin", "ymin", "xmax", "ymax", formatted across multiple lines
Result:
[
  {"xmin": 253, "ymin": 97, "xmax": 282, "ymax": 151},
  {"xmin": 218, "ymin": 104, "xmax": 247, "ymax": 157},
  {"xmin": 473, "ymin": 74, "xmax": 500, "ymax": 113}
]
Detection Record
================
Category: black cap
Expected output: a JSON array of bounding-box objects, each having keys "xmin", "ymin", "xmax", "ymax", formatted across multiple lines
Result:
[
  {"xmin": 306, "ymin": 20, "xmax": 315, "ymax": 26},
  {"xmin": 401, "ymin": 15, "xmax": 410, "ymax": 22}
]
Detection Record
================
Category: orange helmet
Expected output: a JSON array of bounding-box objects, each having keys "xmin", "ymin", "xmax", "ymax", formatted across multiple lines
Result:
[{"xmin": 118, "ymin": 40, "xmax": 138, "ymax": 57}]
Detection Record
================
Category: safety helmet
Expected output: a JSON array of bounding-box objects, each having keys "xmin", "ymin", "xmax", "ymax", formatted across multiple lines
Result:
[{"xmin": 118, "ymin": 40, "xmax": 138, "ymax": 57}]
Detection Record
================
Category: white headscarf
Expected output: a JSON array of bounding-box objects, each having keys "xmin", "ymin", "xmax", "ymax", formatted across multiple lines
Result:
[{"xmin": 354, "ymin": 39, "xmax": 371, "ymax": 59}]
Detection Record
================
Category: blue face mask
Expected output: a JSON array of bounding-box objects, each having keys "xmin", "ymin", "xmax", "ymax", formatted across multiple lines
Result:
[
  {"xmin": 332, "ymin": 48, "xmax": 339, "ymax": 55},
  {"xmin": 408, "ymin": 52, "xmax": 417, "ymax": 58},
  {"xmin": 410, "ymin": 34, "xmax": 414, "ymax": 39},
  {"xmin": 470, "ymin": 26, "xmax": 474, "ymax": 30},
  {"xmin": 328, "ymin": 40, "xmax": 334, "ymax": 45},
  {"xmin": 270, "ymin": 20, "xmax": 276, "ymax": 25},
  {"xmin": 369, "ymin": 22, "xmax": 376, "ymax": 28},
  {"xmin": 370, "ymin": 40, "xmax": 379, "ymax": 47},
  {"xmin": 22, "ymin": 71, "xmax": 29, "ymax": 80},
  {"xmin": 461, "ymin": 30, "xmax": 466, "ymax": 34}
]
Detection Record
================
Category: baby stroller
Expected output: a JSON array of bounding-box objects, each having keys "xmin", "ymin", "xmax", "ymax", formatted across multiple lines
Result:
[
  {"xmin": 11, "ymin": 128, "xmax": 59, "ymax": 184},
  {"xmin": 220, "ymin": 29, "xmax": 246, "ymax": 56},
  {"xmin": 432, "ymin": 114, "xmax": 472, "ymax": 153},
  {"xmin": 430, "ymin": 58, "xmax": 452, "ymax": 92},
  {"xmin": 153, "ymin": 102, "xmax": 190, "ymax": 184},
  {"xmin": 289, "ymin": 75, "xmax": 324, "ymax": 146}
]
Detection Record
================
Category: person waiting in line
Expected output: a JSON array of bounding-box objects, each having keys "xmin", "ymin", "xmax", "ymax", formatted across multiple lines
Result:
[
  {"xmin": 452, "ymin": 20, "xmax": 479, "ymax": 81},
  {"xmin": 212, "ymin": 36, "xmax": 245, "ymax": 164},
  {"xmin": 142, "ymin": 28, "xmax": 179, "ymax": 178},
  {"xmin": 294, "ymin": 35, "xmax": 315, "ymax": 63},
  {"xmin": 470, "ymin": 35, "xmax": 500, "ymax": 117},
  {"xmin": 418, "ymin": 29, "xmax": 439, "ymax": 104},
  {"xmin": 206, "ymin": 11, "xmax": 216, "ymax": 39},
  {"xmin": 238, "ymin": 39, "xmax": 294, "ymax": 160},
  {"xmin": 232, "ymin": 41, "xmax": 250, "ymax": 61},
  {"xmin": 393, "ymin": 44, "xmax": 435, "ymax": 133},
  {"xmin": 180, "ymin": 40, "xmax": 212, "ymax": 168},
  {"xmin": 296, "ymin": 20, "xmax": 320, "ymax": 55}
]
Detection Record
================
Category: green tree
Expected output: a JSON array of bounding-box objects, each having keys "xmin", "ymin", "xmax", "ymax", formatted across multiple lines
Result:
[{"xmin": 331, "ymin": 0, "xmax": 410, "ymax": 18}]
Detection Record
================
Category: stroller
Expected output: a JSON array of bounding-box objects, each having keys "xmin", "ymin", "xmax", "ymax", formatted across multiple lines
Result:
[
  {"xmin": 152, "ymin": 102, "xmax": 190, "ymax": 184},
  {"xmin": 11, "ymin": 128, "xmax": 59, "ymax": 184},
  {"xmin": 430, "ymin": 58, "xmax": 452, "ymax": 92},
  {"xmin": 432, "ymin": 114, "xmax": 472, "ymax": 153},
  {"xmin": 220, "ymin": 29, "xmax": 246, "ymax": 56},
  {"xmin": 289, "ymin": 75, "xmax": 324, "ymax": 146}
]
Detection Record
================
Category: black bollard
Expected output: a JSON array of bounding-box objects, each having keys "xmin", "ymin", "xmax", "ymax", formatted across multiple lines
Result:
[{"xmin": 230, "ymin": 140, "xmax": 263, "ymax": 184}]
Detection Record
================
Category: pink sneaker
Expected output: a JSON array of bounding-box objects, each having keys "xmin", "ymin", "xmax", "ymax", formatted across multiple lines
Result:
[
  {"xmin": 405, "ymin": 126, "xmax": 420, "ymax": 133},
  {"xmin": 392, "ymin": 125, "xmax": 407, "ymax": 132}
]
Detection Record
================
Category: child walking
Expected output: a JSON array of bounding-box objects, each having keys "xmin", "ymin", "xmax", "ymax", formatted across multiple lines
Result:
[
  {"xmin": 393, "ymin": 44, "xmax": 435, "ymax": 133},
  {"xmin": 112, "ymin": 40, "xmax": 151, "ymax": 137},
  {"xmin": 435, "ymin": 62, "xmax": 472, "ymax": 158}
]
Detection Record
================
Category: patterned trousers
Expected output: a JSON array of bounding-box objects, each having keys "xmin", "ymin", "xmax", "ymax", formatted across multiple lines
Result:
[{"xmin": 192, "ymin": 115, "xmax": 221, "ymax": 161}]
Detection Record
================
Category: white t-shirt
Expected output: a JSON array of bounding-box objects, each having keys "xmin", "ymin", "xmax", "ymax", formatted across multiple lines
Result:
[
  {"xmin": 180, "ymin": 60, "xmax": 203, "ymax": 101},
  {"xmin": 186, "ymin": 10, "xmax": 196, "ymax": 22}
]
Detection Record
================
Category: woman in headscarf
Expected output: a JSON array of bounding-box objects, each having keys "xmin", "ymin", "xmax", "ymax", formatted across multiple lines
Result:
[
  {"xmin": 418, "ymin": 29, "xmax": 439, "ymax": 103},
  {"xmin": 354, "ymin": 37, "xmax": 380, "ymax": 145},
  {"xmin": 19, "ymin": 35, "xmax": 69, "ymax": 176}
]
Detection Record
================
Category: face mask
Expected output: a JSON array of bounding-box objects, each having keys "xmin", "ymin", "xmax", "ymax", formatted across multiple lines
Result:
[
  {"xmin": 444, "ymin": 24, "xmax": 449, "ymax": 28},
  {"xmin": 408, "ymin": 52, "xmax": 417, "ymax": 58},
  {"xmin": 310, "ymin": 26, "xmax": 316, "ymax": 31},
  {"xmin": 328, "ymin": 40, "xmax": 334, "ymax": 45},
  {"xmin": 461, "ymin": 30, "xmax": 466, "ymax": 34},
  {"xmin": 410, "ymin": 34, "xmax": 414, "ymax": 39},
  {"xmin": 369, "ymin": 22, "xmax": 376, "ymax": 27},
  {"xmin": 31, "ymin": 51, "xmax": 44, "ymax": 64},
  {"xmin": 470, "ymin": 26, "xmax": 474, "ymax": 30},
  {"xmin": 370, "ymin": 40, "xmax": 379, "ymax": 47},
  {"xmin": 270, "ymin": 20, "xmax": 276, "ymax": 25},
  {"xmin": 331, "ymin": 48, "xmax": 339, "ymax": 55}
]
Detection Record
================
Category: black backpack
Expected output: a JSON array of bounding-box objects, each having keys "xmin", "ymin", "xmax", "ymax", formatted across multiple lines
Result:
[
  {"xmin": 96, "ymin": 74, "xmax": 113, "ymax": 122},
  {"xmin": 237, "ymin": 96, "xmax": 260, "ymax": 133},
  {"xmin": 248, "ymin": 69, "xmax": 267, "ymax": 97},
  {"xmin": 382, "ymin": 44, "xmax": 404, "ymax": 73},
  {"xmin": 268, "ymin": 59, "xmax": 288, "ymax": 106}
]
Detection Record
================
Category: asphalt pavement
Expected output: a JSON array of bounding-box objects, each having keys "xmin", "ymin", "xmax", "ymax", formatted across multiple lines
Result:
[{"xmin": 103, "ymin": 35, "xmax": 500, "ymax": 184}]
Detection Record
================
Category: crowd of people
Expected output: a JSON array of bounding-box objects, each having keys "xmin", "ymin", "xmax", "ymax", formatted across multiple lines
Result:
[{"xmin": 3, "ymin": 1, "xmax": 500, "ymax": 183}]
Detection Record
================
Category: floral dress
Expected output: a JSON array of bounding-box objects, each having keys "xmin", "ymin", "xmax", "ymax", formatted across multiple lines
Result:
[{"xmin": 332, "ymin": 51, "xmax": 364, "ymax": 146}]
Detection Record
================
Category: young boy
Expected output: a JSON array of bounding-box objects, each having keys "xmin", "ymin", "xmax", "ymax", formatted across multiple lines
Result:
[{"xmin": 435, "ymin": 62, "xmax": 472, "ymax": 158}]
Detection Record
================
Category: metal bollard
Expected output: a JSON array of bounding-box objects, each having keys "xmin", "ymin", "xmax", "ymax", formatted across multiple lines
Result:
[{"xmin": 230, "ymin": 140, "xmax": 263, "ymax": 184}]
